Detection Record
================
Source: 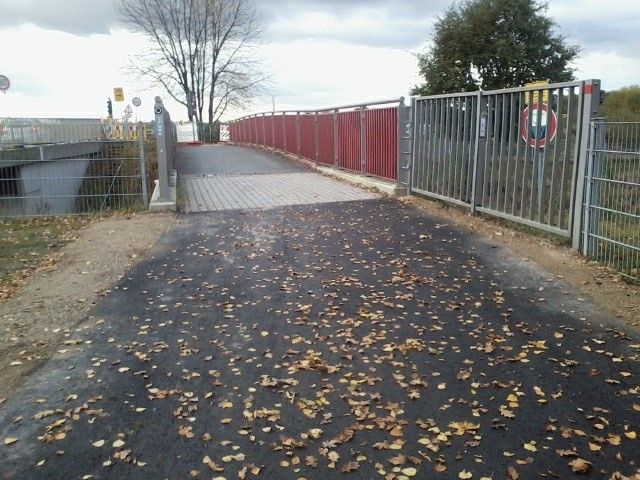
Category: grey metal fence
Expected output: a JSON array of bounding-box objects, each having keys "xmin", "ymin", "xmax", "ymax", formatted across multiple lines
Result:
[
  {"xmin": 0, "ymin": 118, "xmax": 104, "ymax": 148},
  {"xmin": 0, "ymin": 124, "xmax": 152, "ymax": 217},
  {"xmin": 583, "ymin": 121, "xmax": 640, "ymax": 282},
  {"xmin": 410, "ymin": 80, "xmax": 600, "ymax": 242}
]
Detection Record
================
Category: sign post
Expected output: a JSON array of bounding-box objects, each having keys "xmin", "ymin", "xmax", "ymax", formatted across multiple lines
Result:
[
  {"xmin": 132, "ymin": 97, "xmax": 141, "ymax": 123},
  {"xmin": 521, "ymin": 81, "xmax": 558, "ymax": 221}
]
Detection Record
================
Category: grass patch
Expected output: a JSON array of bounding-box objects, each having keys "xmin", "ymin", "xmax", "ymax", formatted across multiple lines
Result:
[{"xmin": 0, "ymin": 217, "xmax": 93, "ymax": 300}]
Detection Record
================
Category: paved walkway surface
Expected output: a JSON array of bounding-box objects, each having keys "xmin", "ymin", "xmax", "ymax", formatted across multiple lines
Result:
[
  {"xmin": 178, "ymin": 145, "xmax": 373, "ymax": 213},
  {"xmin": 1, "ymin": 147, "xmax": 639, "ymax": 480}
]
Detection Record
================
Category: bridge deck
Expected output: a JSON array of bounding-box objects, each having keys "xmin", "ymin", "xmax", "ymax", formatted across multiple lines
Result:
[{"xmin": 177, "ymin": 145, "xmax": 375, "ymax": 212}]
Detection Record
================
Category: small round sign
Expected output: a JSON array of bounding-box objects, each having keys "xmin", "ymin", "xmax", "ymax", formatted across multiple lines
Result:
[
  {"xmin": 0, "ymin": 75, "xmax": 10, "ymax": 92},
  {"xmin": 520, "ymin": 103, "xmax": 558, "ymax": 149},
  {"xmin": 132, "ymin": 97, "xmax": 142, "ymax": 107}
]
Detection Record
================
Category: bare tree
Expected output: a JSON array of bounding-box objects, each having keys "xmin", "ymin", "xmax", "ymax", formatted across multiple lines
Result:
[{"xmin": 119, "ymin": 0, "xmax": 265, "ymax": 124}]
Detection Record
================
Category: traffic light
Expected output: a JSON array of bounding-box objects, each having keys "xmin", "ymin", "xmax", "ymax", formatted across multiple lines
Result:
[{"xmin": 107, "ymin": 98, "xmax": 113, "ymax": 118}]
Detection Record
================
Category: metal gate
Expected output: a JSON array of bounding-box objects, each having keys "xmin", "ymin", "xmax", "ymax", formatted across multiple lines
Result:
[
  {"xmin": 410, "ymin": 80, "xmax": 600, "ymax": 241},
  {"xmin": 583, "ymin": 121, "xmax": 640, "ymax": 282}
]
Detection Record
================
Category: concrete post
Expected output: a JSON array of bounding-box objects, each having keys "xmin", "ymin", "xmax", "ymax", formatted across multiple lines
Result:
[
  {"xmin": 154, "ymin": 96, "xmax": 170, "ymax": 201},
  {"xmin": 571, "ymin": 79, "xmax": 601, "ymax": 250}
]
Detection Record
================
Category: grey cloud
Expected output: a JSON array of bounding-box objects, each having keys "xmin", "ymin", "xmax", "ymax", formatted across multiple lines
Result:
[
  {"xmin": 0, "ymin": 0, "xmax": 117, "ymax": 35},
  {"xmin": 1, "ymin": 0, "xmax": 638, "ymax": 62},
  {"xmin": 560, "ymin": 18, "xmax": 640, "ymax": 59},
  {"xmin": 256, "ymin": 0, "xmax": 449, "ymax": 48}
]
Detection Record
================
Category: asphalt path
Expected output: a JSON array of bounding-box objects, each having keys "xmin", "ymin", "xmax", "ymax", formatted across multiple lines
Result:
[{"xmin": 1, "ymin": 176, "xmax": 639, "ymax": 478}]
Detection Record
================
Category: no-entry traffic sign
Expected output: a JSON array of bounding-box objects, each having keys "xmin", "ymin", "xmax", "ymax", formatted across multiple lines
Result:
[{"xmin": 520, "ymin": 103, "xmax": 558, "ymax": 149}]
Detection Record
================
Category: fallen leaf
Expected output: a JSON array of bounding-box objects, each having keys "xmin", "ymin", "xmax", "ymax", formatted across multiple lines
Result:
[{"xmin": 568, "ymin": 458, "xmax": 591, "ymax": 474}]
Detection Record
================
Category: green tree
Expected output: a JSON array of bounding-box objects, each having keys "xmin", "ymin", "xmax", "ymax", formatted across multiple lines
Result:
[
  {"xmin": 601, "ymin": 86, "xmax": 640, "ymax": 121},
  {"xmin": 412, "ymin": 0, "xmax": 579, "ymax": 95}
]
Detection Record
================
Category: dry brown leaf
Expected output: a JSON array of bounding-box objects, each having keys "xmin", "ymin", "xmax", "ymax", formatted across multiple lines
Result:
[{"xmin": 568, "ymin": 458, "xmax": 592, "ymax": 474}]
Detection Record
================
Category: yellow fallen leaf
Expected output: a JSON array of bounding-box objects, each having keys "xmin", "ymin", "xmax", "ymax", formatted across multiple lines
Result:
[
  {"xmin": 607, "ymin": 435, "xmax": 621, "ymax": 445},
  {"xmin": 588, "ymin": 442, "xmax": 601, "ymax": 451},
  {"xmin": 523, "ymin": 442, "xmax": 537, "ymax": 452},
  {"xmin": 402, "ymin": 467, "xmax": 417, "ymax": 476},
  {"xmin": 4, "ymin": 437, "xmax": 18, "ymax": 445},
  {"xmin": 112, "ymin": 439, "xmax": 125, "ymax": 448},
  {"xmin": 260, "ymin": 331, "xmax": 269, "ymax": 336},
  {"xmin": 624, "ymin": 431, "xmax": 636, "ymax": 439},
  {"xmin": 459, "ymin": 470, "xmax": 473, "ymax": 479},
  {"xmin": 92, "ymin": 439, "xmax": 105, "ymax": 447}
]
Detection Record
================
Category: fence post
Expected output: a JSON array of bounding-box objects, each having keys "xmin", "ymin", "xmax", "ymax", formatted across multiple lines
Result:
[
  {"xmin": 271, "ymin": 114, "xmax": 275, "ymax": 147},
  {"xmin": 314, "ymin": 111, "xmax": 319, "ymax": 164},
  {"xmin": 137, "ymin": 123, "xmax": 148, "ymax": 206},
  {"xmin": 154, "ymin": 96, "xmax": 170, "ymax": 201},
  {"xmin": 582, "ymin": 120, "xmax": 597, "ymax": 255},
  {"xmin": 399, "ymin": 96, "xmax": 412, "ymax": 193},
  {"xmin": 333, "ymin": 108, "xmax": 339, "ymax": 166},
  {"xmin": 571, "ymin": 79, "xmax": 601, "ymax": 250},
  {"xmin": 296, "ymin": 111, "xmax": 301, "ymax": 157},
  {"xmin": 360, "ymin": 106, "xmax": 366, "ymax": 175},
  {"xmin": 470, "ymin": 90, "xmax": 483, "ymax": 214},
  {"xmin": 282, "ymin": 114, "xmax": 287, "ymax": 152}
]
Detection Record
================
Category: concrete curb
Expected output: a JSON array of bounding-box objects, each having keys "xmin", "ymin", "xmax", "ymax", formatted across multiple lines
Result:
[
  {"xmin": 315, "ymin": 166, "xmax": 406, "ymax": 197},
  {"xmin": 149, "ymin": 170, "xmax": 177, "ymax": 212},
  {"xmin": 232, "ymin": 143, "xmax": 406, "ymax": 197}
]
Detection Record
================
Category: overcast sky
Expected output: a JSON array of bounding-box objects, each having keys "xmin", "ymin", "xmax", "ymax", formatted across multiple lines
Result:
[{"xmin": 0, "ymin": 0, "xmax": 638, "ymax": 121}]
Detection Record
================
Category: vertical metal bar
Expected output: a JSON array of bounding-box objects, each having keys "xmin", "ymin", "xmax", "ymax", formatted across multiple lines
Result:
[
  {"xmin": 503, "ymin": 92, "xmax": 515, "ymax": 213},
  {"xmin": 582, "ymin": 121, "xmax": 596, "ymax": 255},
  {"xmin": 296, "ymin": 111, "xmax": 301, "ymax": 157},
  {"xmin": 571, "ymin": 79, "xmax": 601, "ymax": 250},
  {"xmin": 314, "ymin": 111, "xmax": 319, "ymax": 164},
  {"xmin": 520, "ymin": 98, "xmax": 532, "ymax": 217},
  {"xmin": 282, "ymin": 114, "xmax": 286, "ymax": 151},
  {"xmin": 137, "ymin": 123, "xmax": 148, "ymax": 206},
  {"xmin": 558, "ymin": 87, "xmax": 575, "ymax": 228},
  {"xmin": 415, "ymin": 100, "xmax": 424, "ymax": 191},
  {"xmin": 407, "ymin": 97, "xmax": 417, "ymax": 193},
  {"xmin": 547, "ymin": 87, "xmax": 562, "ymax": 225},
  {"xmin": 360, "ymin": 106, "xmax": 366, "ymax": 175},
  {"xmin": 470, "ymin": 90, "xmax": 483, "ymax": 213},
  {"xmin": 459, "ymin": 97, "xmax": 468, "ymax": 201},
  {"xmin": 333, "ymin": 109, "xmax": 339, "ymax": 167}
]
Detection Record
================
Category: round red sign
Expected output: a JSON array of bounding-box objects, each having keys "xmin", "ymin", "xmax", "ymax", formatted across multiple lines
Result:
[{"xmin": 520, "ymin": 103, "xmax": 558, "ymax": 148}]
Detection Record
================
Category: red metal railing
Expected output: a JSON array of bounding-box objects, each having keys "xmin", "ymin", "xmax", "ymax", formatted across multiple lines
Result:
[{"xmin": 228, "ymin": 98, "xmax": 401, "ymax": 182}]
